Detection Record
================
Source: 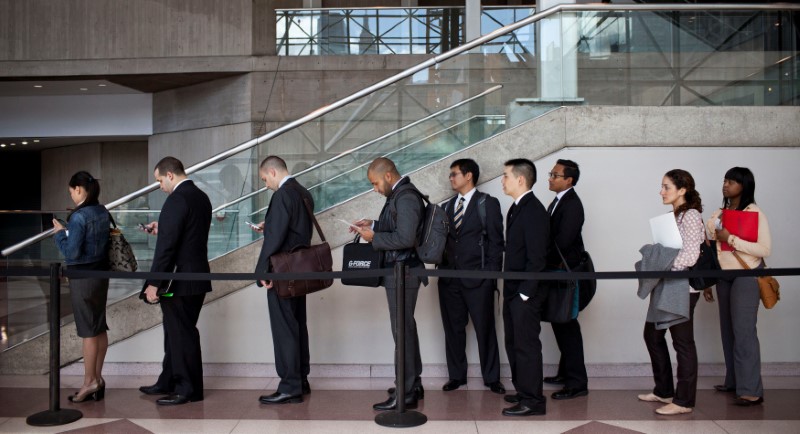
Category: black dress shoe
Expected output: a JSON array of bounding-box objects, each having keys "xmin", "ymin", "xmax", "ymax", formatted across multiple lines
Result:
[
  {"xmin": 373, "ymin": 392, "xmax": 418, "ymax": 411},
  {"xmin": 543, "ymin": 375, "xmax": 565, "ymax": 385},
  {"xmin": 302, "ymin": 379, "xmax": 311, "ymax": 395},
  {"xmin": 259, "ymin": 391, "xmax": 303, "ymax": 404},
  {"xmin": 504, "ymin": 393, "xmax": 520, "ymax": 404},
  {"xmin": 139, "ymin": 384, "xmax": 171, "ymax": 396},
  {"xmin": 551, "ymin": 387, "xmax": 589, "ymax": 400},
  {"xmin": 156, "ymin": 394, "xmax": 202, "ymax": 406},
  {"xmin": 502, "ymin": 403, "xmax": 545, "ymax": 416},
  {"xmin": 714, "ymin": 384, "xmax": 735, "ymax": 393},
  {"xmin": 442, "ymin": 379, "xmax": 467, "ymax": 391},
  {"xmin": 486, "ymin": 381, "xmax": 506, "ymax": 395},
  {"xmin": 734, "ymin": 396, "xmax": 764, "ymax": 406},
  {"xmin": 387, "ymin": 384, "xmax": 424, "ymax": 399}
]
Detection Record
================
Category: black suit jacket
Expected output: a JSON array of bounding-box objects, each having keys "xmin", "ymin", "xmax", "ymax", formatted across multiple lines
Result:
[
  {"xmin": 255, "ymin": 178, "xmax": 314, "ymax": 285},
  {"xmin": 440, "ymin": 191, "xmax": 504, "ymax": 288},
  {"xmin": 503, "ymin": 192, "xmax": 549, "ymax": 299},
  {"xmin": 546, "ymin": 188, "xmax": 585, "ymax": 269},
  {"xmin": 145, "ymin": 180, "xmax": 213, "ymax": 296}
]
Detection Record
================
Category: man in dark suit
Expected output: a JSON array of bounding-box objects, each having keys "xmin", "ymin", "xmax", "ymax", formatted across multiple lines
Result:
[
  {"xmin": 254, "ymin": 156, "xmax": 314, "ymax": 405},
  {"xmin": 500, "ymin": 158, "xmax": 550, "ymax": 416},
  {"xmin": 438, "ymin": 159, "xmax": 505, "ymax": 394},
  {"xmin": 353, "ymin": 157, "xmax": 426, "ymax": 411},
  {"xmin": 140, "ymin": 156, "xmax": 212, "ymax": 406},
  {"xmin": 544, "ymin": 159, "xmax": 589, "ymax": 400}
]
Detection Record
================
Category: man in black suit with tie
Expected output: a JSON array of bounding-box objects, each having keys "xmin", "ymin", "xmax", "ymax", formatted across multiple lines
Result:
[
  {"xmin": 438, "ymin": 159, "xmax": 506, "ymax": 394},
  {"xmin": 254, "ymin": 156, "xmax": 314, "ymax": 405},
  {"xmin": 353, "ymin": 157, "xmax": 426, "ymax": 411},
  {"xmin": 500, "ymin": 158, "xmax": 550, "ymax": 416},
  {"xmin": 140, "ymin": 157, "xmax": 212, "ymax": 406},
  {"xmin": 544, "ymin": 159, "xmax": 589, "ymax": 400}
]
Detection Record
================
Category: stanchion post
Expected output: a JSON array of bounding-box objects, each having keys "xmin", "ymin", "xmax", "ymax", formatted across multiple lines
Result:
[
  {"xmin": 375, "ymin": 261, "xmax": 427, "ymax": 428},
  {"xmin": 27, "ymin": 263, "xmax": 82, "ymax": 427}
]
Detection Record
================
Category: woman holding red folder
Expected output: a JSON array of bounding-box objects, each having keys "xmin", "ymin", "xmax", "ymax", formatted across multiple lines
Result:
[{"xmin": 705, "ymin": 167, "xmax": 771, "ymax": 406}]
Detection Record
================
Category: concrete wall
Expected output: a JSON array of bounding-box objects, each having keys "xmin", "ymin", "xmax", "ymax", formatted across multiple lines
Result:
[
  {"xmin": 105, "ymin": 145, "xmax": 800, "ymax": 374},
  {"xmin": 41, "ymin": 141, "xmax": 148, "ymax": 211},
  {"xmin": 0, "ymin": 0, "xmax": 253, "ymax": 60}
]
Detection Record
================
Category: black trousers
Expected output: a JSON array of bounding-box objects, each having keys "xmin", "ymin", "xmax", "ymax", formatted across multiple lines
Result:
[
  {"xmin": 643, "ymin": 292, "xmax": 700, "ymax": 408},
  {"xmin": 503, "ymin": 291, "xmax": 547, "ymax": 412},
  {"xmin": 438, "ymin": 279, "xmax": 500, "ymax": 384},
  {"xmin": 267, "ymin": 289, "xmax": 310, "ymax": 396},
  {"xmin": 551, "ymin": 318, "xmax": 588, "ymax": 390},
  {"xmin": 157, "ymin": 293, "xmax": 206, "ymax": 399}
]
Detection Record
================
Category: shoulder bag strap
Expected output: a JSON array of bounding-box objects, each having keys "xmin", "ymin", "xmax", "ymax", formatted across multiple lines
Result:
[
  {"xmin": 554, "ymin": 243, "xmax": 571, "ymax": 272},
  {"xmin": 731, "ymin": 251, "xmax": 751, "ymax": 270},
  {"xmin": 285, "ymin": 181, "xmax": 326, "ymax": 242}
]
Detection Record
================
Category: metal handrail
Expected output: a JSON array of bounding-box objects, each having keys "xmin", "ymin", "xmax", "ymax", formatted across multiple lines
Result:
[
  {"xmin": 3, "ymin": 3, "xmax": 798, "ymax": 257},
  {"xmin": 210, "ymin": 84, "xmax": 502, "ymax": 214}
]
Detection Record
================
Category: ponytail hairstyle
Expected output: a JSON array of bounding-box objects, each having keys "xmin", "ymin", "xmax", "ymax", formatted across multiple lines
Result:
[
  {"xmin": 67, "ymin": 171, "xmax": 101, "ymax": 220},
  {"xmin": 665, "ymin": 169, "xmax": 702, "ymax": 217},
  {"xmin": 722, "ymin": 167, "xmax": 756, "ymax": 210}
]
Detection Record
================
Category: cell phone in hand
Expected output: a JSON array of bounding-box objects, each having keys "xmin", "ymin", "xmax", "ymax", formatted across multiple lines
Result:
[
  {"xmin": 244, "ymin": 221, "xmax": 261, "ymax": 230},
  {"xmin": 138, "ymin": 223, "xmax": 154, "ymax": 233}
]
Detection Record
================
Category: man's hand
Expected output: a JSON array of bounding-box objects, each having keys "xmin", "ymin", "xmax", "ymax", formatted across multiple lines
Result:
[
  {"xmin": 142, "ymin": 222, "xmax": 158, "ymax": 235},
  {"xmin": 144, "ymin": 285, "xmax": 160, "ymax": 303},
  {"xmin": 52, "ymin": 219, "xmax": 65, "ymax": 233},
  {"xmin": 253, "ymin": 222, "xmax": 265, "ymax": 233},
  {"xmin": 350, "ymin": 218, "xmax": 373, "ymax": 234},
  {"xmin": 356, "ymin": 226, "xmax": 375, "ymax": 242},
  {"xmin": 260, "ymin": 280, "xmax": 274, "ymax": 289}
]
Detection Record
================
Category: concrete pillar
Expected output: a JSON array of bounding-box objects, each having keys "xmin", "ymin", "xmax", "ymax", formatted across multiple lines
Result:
[
  {"xmin": 465, "ymin": 0, "xmax": 481, "ymax": 43},
  {"xmin": 303, "ymin": 0, "xmax": 321, "ymax": 8},
  {"xmin": 537, "ymin": 0, "xmax": 579, "ymax": 100}
]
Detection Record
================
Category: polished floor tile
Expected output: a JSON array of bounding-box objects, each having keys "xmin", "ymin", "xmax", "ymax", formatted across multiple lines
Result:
[
  {"xmin": 60, "ymin": 419, "xmax": 150, "ymax": 434},
  {"xmin": 0, "ymin": 418, "xmax": 119, "ymax": 434},
  {"xmin": 714, "ymin": 420, "xmax": 800, "ymax": 434},
  {"xmin": 603, "ymin": 420, "xmax": 726, "ymax": 433},
  {"xmin": 128, "ymin": 418, "xmax": 239, "ymax": 434},
  {"xmin": 475, "ymin": 421, "xmax": 588, "ymax": 434}
]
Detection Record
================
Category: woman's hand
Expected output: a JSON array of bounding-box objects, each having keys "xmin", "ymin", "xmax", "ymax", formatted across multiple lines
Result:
[
  {"xmin": 703, "ymin": 287, "xmax": 715, "ymax": 302},
  {"xmin": 715, "ymin": 228, "xmax": 731, "ymax": 244},
  {"xmin": 52, "ymin": 218, "xmax": 65, "ymax": 233}
]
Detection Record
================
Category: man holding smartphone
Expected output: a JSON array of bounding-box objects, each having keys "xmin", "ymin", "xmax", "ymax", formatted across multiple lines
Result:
[{"xmin": 139, "ymin": 157, "xmax": 212, "ymax": 406}]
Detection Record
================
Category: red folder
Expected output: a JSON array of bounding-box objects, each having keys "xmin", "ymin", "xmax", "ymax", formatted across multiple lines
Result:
[{"xmin": 721, "ymin": 209, "xmax": 758, "ymax": 251}]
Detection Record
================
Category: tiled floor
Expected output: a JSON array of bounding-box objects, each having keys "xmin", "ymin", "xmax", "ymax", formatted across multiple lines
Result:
[{"xmin": 0, "ymin": 376, "xmax": 798, "ymax": 433}]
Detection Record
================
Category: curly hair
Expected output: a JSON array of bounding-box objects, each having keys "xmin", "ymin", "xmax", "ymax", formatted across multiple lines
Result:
[{"xmin": 665, "ymin": 169, "xmax": 702, "ymax": 217}]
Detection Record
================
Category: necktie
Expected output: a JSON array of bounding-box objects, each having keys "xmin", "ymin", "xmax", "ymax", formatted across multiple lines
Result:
[
  {"xmin": 453, "ymin": 197, "xmax": 465, "ymax": 232},
  {"xmin": 507, "ymin": 203, "xmax": 517, "ymax": 225},
  {"xmin": 548, "ymin": 197, "xmax": 558, "ymax": 215}
]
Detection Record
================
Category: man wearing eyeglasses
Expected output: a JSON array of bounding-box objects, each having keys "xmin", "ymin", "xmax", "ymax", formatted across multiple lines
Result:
[
  {"xmin": 544, "ymin": 159, "xmax": 589, "ymax": 400},
  {"xmin": 438, "ymin": 159, "xmax": 506, "ymax": 395}
]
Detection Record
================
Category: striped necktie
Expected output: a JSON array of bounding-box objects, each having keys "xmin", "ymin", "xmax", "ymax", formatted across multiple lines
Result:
[{"xmin": 453, "ymin": 197, "xmax": 465, "ymax": 232}]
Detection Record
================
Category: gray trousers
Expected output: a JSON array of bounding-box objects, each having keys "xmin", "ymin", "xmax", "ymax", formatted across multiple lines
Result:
[
  {"xmin": 384, "ymin": 271, "xmax": 423, "ymax": 394},
  {"xmin": 716, "ymin": 276, "xmax": 764, "ymax": 398}
]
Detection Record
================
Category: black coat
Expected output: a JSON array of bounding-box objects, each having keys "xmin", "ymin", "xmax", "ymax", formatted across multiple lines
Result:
[
  {"xmin": 145, "ymin": 180, "xmax": 212, "ymax": 296},
  {"xmin": 503, "ymin": 192, "xmax": 550, "ymax": 299},
  {"xmin": 546, "ymin": 188, "xmax": 585, "ymax": 269},
  {"xmin": 255, "ymin": 178, "xmax": 314, "ymax": 284},
  {"xmin": 440, "ymin": 191, "xmax": 504, "ymax": 288}
]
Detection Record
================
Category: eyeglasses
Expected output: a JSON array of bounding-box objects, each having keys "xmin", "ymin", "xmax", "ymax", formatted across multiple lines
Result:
[
  {"xmin": 448, "ymin": 171, "xmax": 462, "ymax": 178},
  {"xmin": 548, "ymin": 172, "xmax": 565, "ymax": 179}
]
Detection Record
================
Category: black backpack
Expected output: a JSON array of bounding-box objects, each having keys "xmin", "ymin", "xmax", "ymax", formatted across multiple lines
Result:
[{"xmin": 397, "ymin": 188, "xmax": 449, "ymax": 265}]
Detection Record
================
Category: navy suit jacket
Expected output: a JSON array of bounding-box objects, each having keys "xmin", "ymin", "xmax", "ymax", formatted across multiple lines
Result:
[
  {"xmin": 255, "ymin": 178, "xmax": 314, "ymax": 285},
  {"xmin": 145, "ymin": 180, "xmax": 213, "ymax": 296},
  {"xmin": 440, "ymin": 192, "xmax": 504, "ymax": 288},
  {"xmin": 546, "ymin": 188, "xmax": 585, "ymax": 269},
  {"xmin": 503, "ymin": 192, "xmax": 549, "ymax": 299}
]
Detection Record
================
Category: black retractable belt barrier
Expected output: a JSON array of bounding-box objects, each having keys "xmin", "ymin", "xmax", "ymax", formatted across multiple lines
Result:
[
  {"xmin": 26, "ymin": 263, "xmax": 83, "ymax": 427},
  {"xmin": 375, "ymin": 261, "xmax": 427, "ymax": 428}
]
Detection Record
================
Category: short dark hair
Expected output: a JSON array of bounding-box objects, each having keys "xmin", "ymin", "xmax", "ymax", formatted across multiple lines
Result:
[
  {"xmin": 260, "ymin": 155, "xmax": 287, "ymax": 171},
  {"xmin": 556, "ymin": 159, "xmax": 580, "ymax": 186},
  {"xmin": 504, "ymin": 158, "xmax": 536, "ymax": 189},
  {"xmin": 154, "ymin": 156, "xmax": 186, "ymax": 177},
  {"xmin": 450, "ymin": 158, "xmax": 480, "ymax": 185},
  {"xmin": 723, "ymin": 167, "xmax": 757, "ymax": 210}
]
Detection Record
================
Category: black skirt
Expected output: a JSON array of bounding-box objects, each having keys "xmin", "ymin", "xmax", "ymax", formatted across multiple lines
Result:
[{"xmin": 67, "ymin": 261, "xmax": 110, "ymax": 338}]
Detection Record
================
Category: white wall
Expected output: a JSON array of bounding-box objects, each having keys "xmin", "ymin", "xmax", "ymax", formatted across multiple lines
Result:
[{"xmin": 107, "ymin": 146, "xmax": 800, "ymax": 368}]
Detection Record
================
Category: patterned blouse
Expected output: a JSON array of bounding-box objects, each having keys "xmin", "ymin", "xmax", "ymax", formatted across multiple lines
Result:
[{"xmin": 672, "ymin": 209, "xmax": 704, "ymax": 272}]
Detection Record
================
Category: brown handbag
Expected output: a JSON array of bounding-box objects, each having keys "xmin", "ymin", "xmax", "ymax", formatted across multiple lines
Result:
[
  {"xmin": 269, "ymin": 186, "xmax": 333, "ymax": 299},
  {"xmin": 732, "ymin": 251, "xmax": 780, "ymax": 309}
]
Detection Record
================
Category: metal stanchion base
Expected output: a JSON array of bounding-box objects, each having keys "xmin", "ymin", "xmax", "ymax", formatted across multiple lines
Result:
[
  {"xmin": 375, "ymin": 410, "xmax": 427, "ymax": 428},
  {"xmin": 26, "ymin": 409, "xmax": 82, "ymax": 426}
]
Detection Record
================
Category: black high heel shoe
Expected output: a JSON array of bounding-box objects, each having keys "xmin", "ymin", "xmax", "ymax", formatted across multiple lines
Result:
[{"xmin": 68, "ymin": 383, "xmax": 104, "ymax": 403}]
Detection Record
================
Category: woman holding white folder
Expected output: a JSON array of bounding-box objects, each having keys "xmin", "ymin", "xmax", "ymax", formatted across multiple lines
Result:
[{"xmin": 705, "ymin": 167, "xmax": 771, "ymax": 406}]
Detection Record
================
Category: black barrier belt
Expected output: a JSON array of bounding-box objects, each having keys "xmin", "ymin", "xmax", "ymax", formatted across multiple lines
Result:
[{"xmin": 2, "ymin": 266, "xmax": 799, "ymax": 281}]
